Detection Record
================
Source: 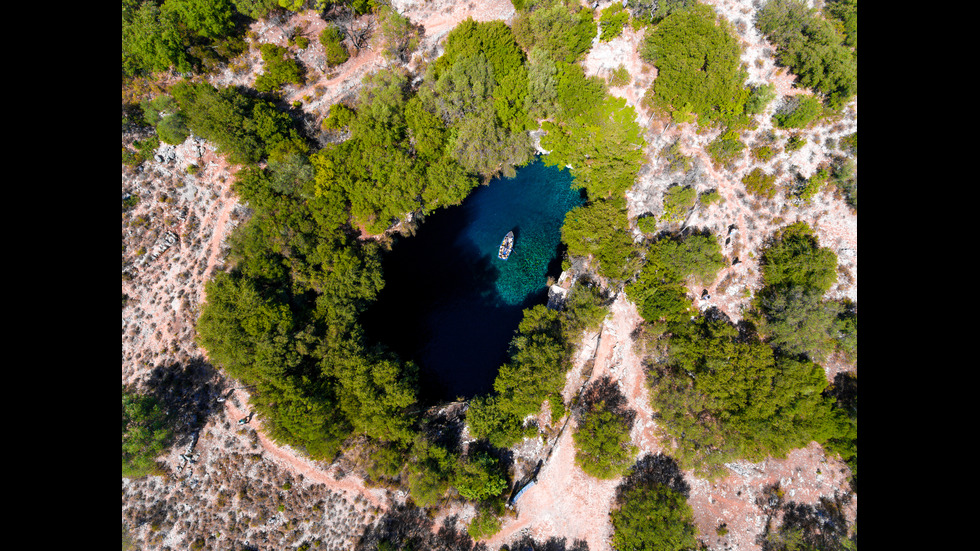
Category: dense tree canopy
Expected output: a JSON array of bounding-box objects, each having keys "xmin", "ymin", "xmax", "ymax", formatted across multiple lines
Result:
[
  {"xmin": 756, "ymin": 0, "xmax": 857, "ymax": 108},
  {"xmin": 626, "ymin": 232, "xmax": 724, "ymax": 323},
  {"xmin": 610, "ymin": 480, "xmax": 699, "ymax": 551},
  {"xmin": 652, "ymin": 316, "xmax": 849, "ymax": 478},
  {"xmin": 640, "ymin": 2, "xmax": 750, "ymax": 127},
  {"xmin": 122, "ymin": 387, "xmax": 173, "ymax": 477}
]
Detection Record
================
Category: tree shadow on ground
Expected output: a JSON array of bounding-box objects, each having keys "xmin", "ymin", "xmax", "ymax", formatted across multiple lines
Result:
[
  {"xmin": 578, "ymin": 375, "xmax": 636, "ymax": 426},
  {"xmin": 506, "ymin": 534, "xmax": 590, "ymax": 551},
  {"xmin": 616, "ymin": 453, "xmax": 691, "ymax": 501},
  {"xmin": 142, "ymin": 357, "xmax": 226, "ymax": 451},
  {"xmin": 354, "ymin": 503, "xmax": 487, "ymax": 551},
  {"xmin": 756, "ymin": 485, "xmax": 855, "ymax": 551}
]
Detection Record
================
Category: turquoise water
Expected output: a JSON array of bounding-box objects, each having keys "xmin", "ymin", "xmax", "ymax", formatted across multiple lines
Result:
[{"xmin": 361, "ymin": 158, "xmax": 584, "ymax": 402}]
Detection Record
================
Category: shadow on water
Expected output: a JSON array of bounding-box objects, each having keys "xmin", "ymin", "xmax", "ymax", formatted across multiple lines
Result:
[
  {"xmin": 361, "ymin": 159, "xmax": 583, "ymax": 405},
  {"xmin": 361, "ymin": 201, "xmax": 527, "ymax": 405}
]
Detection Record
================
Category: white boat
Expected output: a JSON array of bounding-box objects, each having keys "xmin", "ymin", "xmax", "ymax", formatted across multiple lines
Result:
[{"xmin": 498, "ymin": 231, "xmax": 514, "ymax": 260}]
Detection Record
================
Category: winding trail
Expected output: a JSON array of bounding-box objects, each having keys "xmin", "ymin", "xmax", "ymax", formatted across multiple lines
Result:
[{"xmin": 223, "ymin": 389, "xmax": 391, "ymax": 511}]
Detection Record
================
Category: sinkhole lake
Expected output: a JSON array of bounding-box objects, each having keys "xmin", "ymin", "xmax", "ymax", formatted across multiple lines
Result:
[{"xmin": 361, "ymin": 158, "xmax": 585, "ymax": 403}]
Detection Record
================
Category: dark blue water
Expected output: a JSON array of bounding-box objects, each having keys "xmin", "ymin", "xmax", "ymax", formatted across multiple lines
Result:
[{"xmin": 361, "ymin": 158, "xmax": 584, "ymax": 402}]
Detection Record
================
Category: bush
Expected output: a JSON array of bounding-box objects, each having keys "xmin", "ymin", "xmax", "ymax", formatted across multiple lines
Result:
[
  {"xmin": 608, "ymin": 64, "xmax": 631, "ymax": 87},
  {"xmin": 661, "ymin": 185, "xmax": 697, "ymax": 223},
  {"xmin": 773, "ymin": 94, "xmax": 823, "ymax": 129},
  {"xmin": 599, "ymin": 3, "xmax": 630, "ymax": 42},
  {"xmin": 640, "ymin": 3, "xmax": 750, "ymax": 127},
  {"xmin": 741, "ymin": 167, "xmax": 778, "ymax": 199},
  {"xmin": 705, "ymin": 129, "xmax": 745, "ymax": 168},
  {"xmin": 254, "ymin": 43, "xmax": 305, "ymax": 93},
  {"xmin": 320, "ymin": 25, "xmax": 349, "ymax": 67}
]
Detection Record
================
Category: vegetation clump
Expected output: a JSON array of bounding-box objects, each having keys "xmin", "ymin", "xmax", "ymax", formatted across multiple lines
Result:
[
  {"xmin": 573, "ymin": 378, "xmax": 637, "ymax": 479},
  {"xmin": 756, "ymin": 0, "xmax": 857, "ymax": 108},
  {"xmin": 640, "ymin": 2, "xmax": 751, "ymax": 127},
  {"xmin": 599, "ymin": 3, "xmax": 630, "ymax": 42},
  {"xmin": 319, "ymin": 25, "xmax": 350, "ymax": 67}
]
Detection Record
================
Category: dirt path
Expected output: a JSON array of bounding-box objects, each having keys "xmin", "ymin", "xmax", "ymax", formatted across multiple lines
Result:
[
  {"xmin": 485, "ymin": 293, "xmax": 648, "ymax": 550},
  {"xmin": 223, "ymin": 390, "xmax": 391, "ymax": 511}
]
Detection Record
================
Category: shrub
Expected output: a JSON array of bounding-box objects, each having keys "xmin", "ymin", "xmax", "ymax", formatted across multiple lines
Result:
[
  {"xmin": 319, "ymin": 26, "xmax": 349, "ymax": 67},
  {"xmin": 599, "ymin": 3, "xmax": 630, "ymax": 42},
  {"xmin": 741, "ymin": 167, "xmax": 778, "ymax": 199},
  {"xmin": 254, "ymin": 43, "xmax": 305, "ymax": 93},
  {"xmin": 608, "ymin": 64, "xmax": 631, "ymax": 87},
  {"xmin": 773, "ymin": 94, "xmax": 823, "ymax": 129},
  {"xmin": 661, "ymin": 185, "xmax": 696, "ymax": 223},
  {"xmin": 705, "ymin": 129, "xmax": 745, "ymax": 168}
]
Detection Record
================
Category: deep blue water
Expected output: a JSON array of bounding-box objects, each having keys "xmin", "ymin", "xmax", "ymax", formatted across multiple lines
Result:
[{"xmin": 360, "ymin": 158, "xmax": 584, "ymax": 403}]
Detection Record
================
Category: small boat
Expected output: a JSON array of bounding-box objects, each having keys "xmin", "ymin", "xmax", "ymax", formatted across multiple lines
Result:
[{"xmin": 498, "ymin": 231, "xmax": 515, "ymax": 260}]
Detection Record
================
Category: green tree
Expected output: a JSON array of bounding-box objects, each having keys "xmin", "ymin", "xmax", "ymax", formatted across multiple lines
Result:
[
  {"xmin": 626, "ymin": 232, "xmax": 723, "ymax": 324},
  {"xmin": 610, "ymin": 481, "xmax": 699, "ymax": 551},
  {"xmin": 756, "ymin": 0, "xmax": 857, "ymax": 108},
  {"xmin": 255, "ymin": 43, "xmax": 305, "ymax": 93},
  {"xmin": 640, "ymin": 2, "xmax": 750, "ymax": 127},
  {"xmin": 574, "ymin": 400, "xmax": 637, "ymax": 479},
  {"xmin": 759, "ymin": 222, "xmax": 838, "ymax": 294},
  {"xmin": 467, "ymin": 506, "xmax": 503, "ymax": 539},
  {"xmin": 319, "ymin": 25, "xmax": 350, "ymax": 67},
  {"xmin": 660, "ymin": 185, "xmax": 697, "ymax": 223},
  {"xmin": 122, "ymin": 1, "xmax": 192, "ymax": 76},
  {"xmin": 512, "ymin": 0, "xmax": 596, "ymax": 64},
  {"xmin": 599, "ymin": 3, "xmax": 630, "ymax": 42},
  {"xmin": 541, "ymin": 94, "xmax": 646, "ymax": 199},
  {"xmin": 375, "ymin": 4, "xmax": 420, "ymax": 62},
  {"xmin": 454, "ymin": 451, "xmax": 509, "ymax": 501},
  {"xmin": 773, "ymin": 94, "xmax": 823, "ymax": 129},
  {"xmin": 330, "ymin": 353, "xmax": 419, "ymax": 444},
  {"xmin": 122, "ymin": 387, "xmax": 173, "ymax": 477},
  {"xmin": 561, "ymin": 197, "xmax": 639, "ymax": 282},
  {"xmin": 406, "ymin": 436, "xmax": 456, "ymax": 508},
  {"xmin": 164, "ymin": 0, "xmax": 236, "ymax": 39}
]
